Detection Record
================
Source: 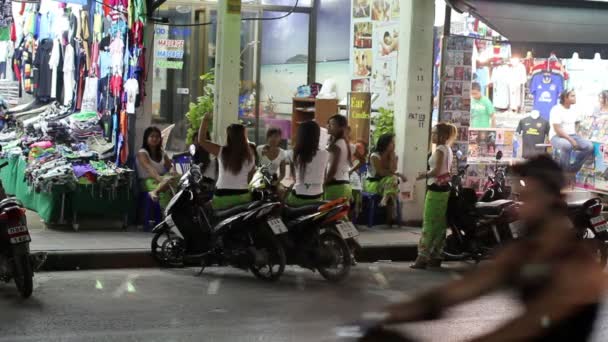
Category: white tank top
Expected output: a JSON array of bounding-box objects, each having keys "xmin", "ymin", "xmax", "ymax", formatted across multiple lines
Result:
[
  {"xmin": 137, "ymin": 149, "xmax": 167, "ymax": 179},
  {"xmin": 288, "ymin": 149, "xmax": 329, "ymax": 196},
  {"xmin": 257, "ymin": 145, "xmax": 287, "ymax": 176},
  {"xmin": 427, "ymin": 145, "xmax": 453, "ymax": 185},
  {"xmin": 216, "ymin": 147, "xmax": 255, "ymax": 190},
  {"xmin": 328, "ymin": 139, "xmax": 351, "ymax": 182}
]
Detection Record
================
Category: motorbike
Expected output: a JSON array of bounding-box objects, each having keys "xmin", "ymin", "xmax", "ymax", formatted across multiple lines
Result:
[
  {"xmin": 251, "ymin": 165, "xmax": 357, "ymax": 282},
  {"xmin": 479, "ymin": 151, "xmax": 510, "ymax": 202},
  {"xmin": 567, "ymin": 198, "xmax": 608, "ymax": 267},
  {"xmin": 443, "ymin": 163, "xmax": 519, "ymax": 262},
  {"xmin": 0, "ymin": 161, "xmax": 34, "ymax": 298},
  {"xmin": 151, "ymin": 158, "xmax": 288, "ymax": 281}
]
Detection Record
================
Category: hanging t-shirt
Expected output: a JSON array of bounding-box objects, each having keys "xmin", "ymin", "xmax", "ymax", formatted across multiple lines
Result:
[
  {"xmin": 33, "ymin": 38, "xmax": 54, "ymax": 100},
  {"xmin": 530, "ymin": 73, "xmax": 564, "ymax": 121},
  {"xmin": 109, "ymin": 37, "xmax": 124, "ymax": 74},
  {"xmin": 81, "ymin": 76, "xmax": 98, "ymax": 112},
  {"xmin": 516, "ymin": 116, "xmax": 550, "ymax": 158},
  {"xmin": 124, "ymin": 78, "xmax": 138, "ymax": 114},
  {"xmin": 475, "ymin": 66, "xmax": 490, "ymax": 95},
  {"xmin": 491, "ymin": 64, "xmax": 510, "ymax": 109},
  {"xmin": 48, "ymin": 38, "xmax": 61, "ymax": 99},
  {"xmin": 63, "ymin": 43, "xmax": 75, "ymax": 106},
  {"xmin": 470, "ymin": 96, "xmax": 494, "ymax": 128},
  {"xmin": 509, "ymin": 62, "xmax": 528, "ymax": 111}
]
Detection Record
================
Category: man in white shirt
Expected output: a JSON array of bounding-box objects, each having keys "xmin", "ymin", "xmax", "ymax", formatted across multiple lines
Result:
[{"xmin": 549, "ymin": 89, "xmax": 593, "ymax": 173}]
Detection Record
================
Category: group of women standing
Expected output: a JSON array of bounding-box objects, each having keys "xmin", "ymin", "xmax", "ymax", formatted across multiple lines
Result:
[{"xmin": 136, "ymin": 113, "xmax": 459, "ymax": 270}]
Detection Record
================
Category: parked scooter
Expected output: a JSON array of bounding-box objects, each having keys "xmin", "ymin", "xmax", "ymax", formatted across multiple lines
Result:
[
  {"xmin": 252, "ymin": 165, "xmax": 357, "ymax": 282},
  {"xmin": 0, "ymin": 160, "xmax": 41, "ymax": 298},
  {"xmin": 443, "ymin": 163, "xmax": 519, "ymax": 262},
  {"xmin": 566, "ymin": 198, "xmax": 608, "ymax": 267},
  {"xmin": 479, "ymin": 151, "xmax": 510, "ymax": 202},
  {"xmin": 151, "ymin": 159, "xmax": 288, "ymax": 281}
]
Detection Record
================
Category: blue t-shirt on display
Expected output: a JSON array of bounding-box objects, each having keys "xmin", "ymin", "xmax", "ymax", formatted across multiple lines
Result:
[{"xmin": 530, "ymin": 73, "xmax": 564, "ymax": 121}]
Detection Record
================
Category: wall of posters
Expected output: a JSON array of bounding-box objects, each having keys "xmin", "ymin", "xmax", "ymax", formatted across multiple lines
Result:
[{"xmin": 350, "ymin": 0, "xmax": 399, "ymax": 110}]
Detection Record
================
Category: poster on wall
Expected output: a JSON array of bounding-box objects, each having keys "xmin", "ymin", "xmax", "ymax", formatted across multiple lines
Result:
[
  {"xmin": 467, "ymin": 128, "xmax": 515, "ymax": 162},
  {"xmin": 370, "ymin": 21, "xmax": 399, "ymax": 109},
  {"xmin": 350, "ymin": 0, "xmax": 399, "ymax": 111}
]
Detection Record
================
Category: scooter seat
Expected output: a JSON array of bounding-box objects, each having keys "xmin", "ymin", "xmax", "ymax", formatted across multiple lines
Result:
[
  {"xmin": 214, "ymin": 201, "xmax": 262, "ymax": 220},
  {"xmin": 567, "ymin": 199, "xmax": 590, "ymax": 210},
  {"xmin": 283, "ymin": 203, "xmax": 324, "ymax": 219},
  {"xmin": 0, "ymin": 197, "xmax": 22, "ymax": 211},
  {"xmin": 475, "ymin": 199, "xmax": 514, "ymax": 215}
]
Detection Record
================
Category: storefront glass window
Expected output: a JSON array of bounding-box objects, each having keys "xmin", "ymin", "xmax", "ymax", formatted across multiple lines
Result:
[
  {"xmin": 261, "ymin": 0, "xmax": 312, "ymax": 6},
  {"xmin": 258, "ymin": 11, "xmax": 310, "ymax": 144},
  {"xmin": 315, "ymin": 0, "xmax": 350, "ymax": 102}
]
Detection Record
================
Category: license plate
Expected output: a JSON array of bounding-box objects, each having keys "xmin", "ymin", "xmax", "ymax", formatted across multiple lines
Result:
[
  {"xmin": 591, "ymin": 216, "xmax": 608, "ymax": 232},
  {"xmin": 8, "ymin": 226, "xmax": 30, "ymax": 244},
  {"xmin": 336, "ymin": 221, "xmax": 359, "ymax": 239},
  {"xmin": 268, "ymin": 218, "xmax": 288, "ymax": 235}
]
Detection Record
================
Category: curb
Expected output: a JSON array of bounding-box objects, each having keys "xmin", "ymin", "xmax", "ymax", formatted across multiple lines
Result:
[{"xmin": 38, "ymin": 245, "xmax": 419, "ymax": 272}]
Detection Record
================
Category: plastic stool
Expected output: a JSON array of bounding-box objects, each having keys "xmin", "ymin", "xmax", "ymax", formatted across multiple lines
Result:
[{"xmin": 361, "ymin": 192, "xmax": 402, "ymax": 228}]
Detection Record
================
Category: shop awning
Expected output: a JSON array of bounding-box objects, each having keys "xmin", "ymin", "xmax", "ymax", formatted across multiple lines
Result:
[{"xmin": 447, "ymin": 0, "xmax": 608, "ymax": 58}]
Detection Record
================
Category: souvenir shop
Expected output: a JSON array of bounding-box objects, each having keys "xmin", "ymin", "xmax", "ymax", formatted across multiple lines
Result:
[
  {"xmin": 439, "ymin": 0, "xmax": 608, "ymax": 197},
  {"xmin": 0, "ymin": 0, "xmax": 146, "ymax": 225}
]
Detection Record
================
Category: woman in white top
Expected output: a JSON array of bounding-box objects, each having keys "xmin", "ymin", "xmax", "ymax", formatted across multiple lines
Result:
[
  {"xmin": 286, "ymin": 121, "xmax": 329, "ymax": 207},
  {"xmin": 136, "ymin": 126, "xmax": 175, "ymax": 208},
  {"xmin": 256, "ymin": 127, "xmax": 287, "ymax": 183},
  {"xmin": 325, "ymin": 114, "xmax": 353, "ymax": 201},
  {"xmin": 412, "ymin": 122, "xmax": 457, "ymax": 269},
  {"xmin": 198, "ymin": 112, "xmax": 255, "ymax": 210}
]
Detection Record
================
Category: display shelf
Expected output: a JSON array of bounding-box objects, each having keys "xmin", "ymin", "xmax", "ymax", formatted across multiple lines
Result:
[{"xmin": 291, "ymin": 97, "xmax": 338, "ymax": 143}]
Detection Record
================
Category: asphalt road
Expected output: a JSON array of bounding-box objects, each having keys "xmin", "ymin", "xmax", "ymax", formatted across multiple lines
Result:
[{"xmin": 0, "ymin": 263, "xmax": 606, "ymax": 342}]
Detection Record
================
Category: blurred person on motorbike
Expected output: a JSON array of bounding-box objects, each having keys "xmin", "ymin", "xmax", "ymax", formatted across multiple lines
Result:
[{"xmin": 365, "ymin": 155, "xmax": 605, "ymax": 342}]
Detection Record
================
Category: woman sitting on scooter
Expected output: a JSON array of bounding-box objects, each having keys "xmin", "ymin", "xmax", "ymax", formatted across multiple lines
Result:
[
  {"xmin": 325, "ymin": 114, "xmax": 353, "ymax": 201},
  {"xmin": 190, "ymin": 130, "xmax": 217, "ymax": 191},
  {"xmin": 285, "ymin": 121, "xmax": 329, "ymax": 207},
  {"xmin": 198, "ymin": 112, "xmax": 256, "ymax": 210},
  {"xmin": 364, "ymin": 133, "xmax": 407, "ymax": 227},
  {"xmin": 256, "ymin": 127, "xmax": 287, "ymax": 184}
]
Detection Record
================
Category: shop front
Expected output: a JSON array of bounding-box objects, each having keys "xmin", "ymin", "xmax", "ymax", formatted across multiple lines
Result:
[{"xmin": 437, "ymin": 0, "xmax": 608, "ymax": 198}]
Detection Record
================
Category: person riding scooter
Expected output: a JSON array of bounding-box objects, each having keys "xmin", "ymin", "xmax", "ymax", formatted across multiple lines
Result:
[{"xmin": 362, "ymin": 155, "xmax": 605, "ymax": 342}]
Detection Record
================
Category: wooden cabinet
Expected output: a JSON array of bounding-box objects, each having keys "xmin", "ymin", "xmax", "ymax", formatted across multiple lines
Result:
[{"xmin": 291, "ymin": 98, "xmax": 339, "ymax": 143}]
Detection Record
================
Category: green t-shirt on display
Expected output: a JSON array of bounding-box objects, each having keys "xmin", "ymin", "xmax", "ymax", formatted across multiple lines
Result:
[{"xmin": 470, "ymin": 96, "xmax": 495, "ymax": 128}]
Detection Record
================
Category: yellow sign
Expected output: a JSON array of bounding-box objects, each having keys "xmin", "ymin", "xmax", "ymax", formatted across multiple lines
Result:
[
  {"xmin": 348, "ymin": 92, "xmax": 372, "ymax": 145},
  {"xmin": 228, "ymin": 0, "xmax": 241, "ymax": 14}
]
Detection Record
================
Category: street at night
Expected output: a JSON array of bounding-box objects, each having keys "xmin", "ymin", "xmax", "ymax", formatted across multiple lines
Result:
[{"xmin": 1, "ymin": 264, "xmax": 607, "ymax": 342}]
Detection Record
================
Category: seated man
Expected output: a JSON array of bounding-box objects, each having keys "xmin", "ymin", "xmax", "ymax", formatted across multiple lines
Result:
[{"xmin": 549, "ymin": 89, "xmax": 593, "ymax": 175}]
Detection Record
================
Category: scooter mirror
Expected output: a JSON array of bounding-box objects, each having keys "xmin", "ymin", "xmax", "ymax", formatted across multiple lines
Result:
[
  {"xmin": 189, "ymin": 144, "xmax": 196, "ymax": 157},
  {"xmin": 456, "ymin": 150, "xmax": 463, "ymax": 160},
  {"xmin": 496, "ymin": 150, "xmax": 503, "ymax": 161}
]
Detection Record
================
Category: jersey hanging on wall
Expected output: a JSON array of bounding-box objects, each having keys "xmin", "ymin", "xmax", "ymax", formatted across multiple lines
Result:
[
  {"xmin": 529, "ymin": 73, "xmax": 564, "ymax": 121},
  {"xmin": 516, "ymin": 116, "xmax": 550, "ymax": 158}
]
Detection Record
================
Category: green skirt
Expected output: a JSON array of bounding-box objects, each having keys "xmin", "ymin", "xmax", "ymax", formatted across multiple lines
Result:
[
  {"xmin": 141, "ymin": 178, "xmax": 172, "ymax": 208},
  {"xmin": 211, "ymin": 192, "xmax": 252, "ymax": 210},
  {"xmin": 363, "ymin": 176, "xmax": 398, "ymax": 197},
  {"xmin": 285, "ymin": 192, "xmax": 323, "ymax": 208},
  {"xmin": 324, "ymin": 183, "xmax": 353, "ymax": 201}
]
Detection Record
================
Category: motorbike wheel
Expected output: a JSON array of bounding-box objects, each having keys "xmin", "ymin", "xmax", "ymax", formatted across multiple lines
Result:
[
  {"xmin": 250, "ymin": 229, "xmax": 286, "ymax": 282},
  {"xmin": 317, "ymin": 232, "xmax": 352, "ymax": 283},
  {"xmin": 151, "ymin": 231, "xmax": 185, "ymax": 267},
  {"xmin": 13, "ymin": 254, "xmax": 33, "ymax": 298}
]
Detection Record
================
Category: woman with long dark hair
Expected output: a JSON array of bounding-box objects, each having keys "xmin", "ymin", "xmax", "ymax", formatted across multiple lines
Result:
[
  {"xmin": 285, "ymin": 121, "xmax": 329, "ymax": 207},
  {"xmin": 364, "ymin": 133, "xmax": 406, "ymax": 226},
  {"xmin": 136, "ymin": 126, "xmax": 175, "ymax": 208},
  {"xmin": 198, "ymin": 112, "xmax": 255, "ymax": 210},
  {"xmin": 190, "ymin": 130, "xmax": 217, "ymax": 189},
  {"xmin": 325, "ymin": 114, "xmax": 353, "ymax": 201}
]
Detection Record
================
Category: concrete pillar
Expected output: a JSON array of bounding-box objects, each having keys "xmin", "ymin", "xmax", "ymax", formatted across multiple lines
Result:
[
  {"xmin": 213, "ymin": 0, "xmax": 242, "ymax": 144},
  {"xmin": 394, "ymin": 0, "xmax": 435, "ymax": 224}
]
